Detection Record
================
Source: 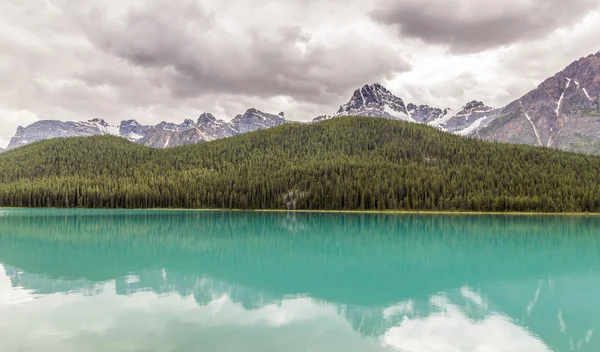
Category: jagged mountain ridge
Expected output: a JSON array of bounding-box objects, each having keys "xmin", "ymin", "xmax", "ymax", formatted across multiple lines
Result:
[
  {"xmin": 4, "ymin": 50, "xmax": 600, "ymax": 153},
  {"xmin": 317, "ymin": 83, "xmax": 451, "ymax": 124},
  {"xmin": 6, "ymin": 118, "xmax": 120, "ymax": 150},
  {"xmin": 5, "ymin": 109, "xmax": 287, "ymax": 150}
]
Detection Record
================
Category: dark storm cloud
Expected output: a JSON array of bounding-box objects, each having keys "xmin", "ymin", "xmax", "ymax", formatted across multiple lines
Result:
[
  {"xmin": 371, "ymin": 0, "xmax": 600, "ymax": 52},
  {"xmin": 73, "ymin": 0, "xmax": 409, "ymax": 104}
]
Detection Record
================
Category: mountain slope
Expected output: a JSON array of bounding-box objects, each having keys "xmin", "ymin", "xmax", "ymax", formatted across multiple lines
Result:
[
  {"xmin": 434, "ymin": 101, "xmax": 497, "ymax": 135},
  {"xmin": 229, "ymin": 109, "xmax": 287, "ymax": 133},
  {"xmin": 1, "ymin": 117, "xmax": 600, "ymax": 212},
  {"xmin": 453, "ymin": 52, "xmax": 600, "ymax": 153}
]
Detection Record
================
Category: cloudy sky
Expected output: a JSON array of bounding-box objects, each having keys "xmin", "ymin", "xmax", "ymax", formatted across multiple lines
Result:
[{"xmin": 1, "ymin": 0, "xmax": 600, "ymax": 148}]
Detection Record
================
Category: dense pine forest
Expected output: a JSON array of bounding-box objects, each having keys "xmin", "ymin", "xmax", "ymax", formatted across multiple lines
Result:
[{"xmin": 1, "ymin": 116, "xmax": 600, "ymax": 212}]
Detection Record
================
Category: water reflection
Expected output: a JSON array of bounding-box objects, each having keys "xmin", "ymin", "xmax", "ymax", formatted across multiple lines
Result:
[{"xmin": 0, "ymin": 209, "xmax": 599, "ymax": 351}]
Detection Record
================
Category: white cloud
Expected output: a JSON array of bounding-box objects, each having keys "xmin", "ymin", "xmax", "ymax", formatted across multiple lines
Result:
[{"xmin": 0, "ymin": 0, "xmax": 599, "ymax": 147}]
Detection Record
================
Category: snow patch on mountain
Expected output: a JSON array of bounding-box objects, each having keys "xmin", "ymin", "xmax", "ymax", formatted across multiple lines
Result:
[
  {"xmin": 583, "ymin": 88, "xmax": 593, "ymax": 101},
  {"xmin": 456, "ymin": 116, "xmax": 488, "ymax": 136},
  {"xmin": 332, "ymin": 83, "xmax": 412, "ymax": 121}
]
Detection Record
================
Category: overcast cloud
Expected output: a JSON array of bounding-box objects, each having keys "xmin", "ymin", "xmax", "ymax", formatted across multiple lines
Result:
[{"xmin": 1, "ymin": 0, "xmax": 599, "ymax": 148}]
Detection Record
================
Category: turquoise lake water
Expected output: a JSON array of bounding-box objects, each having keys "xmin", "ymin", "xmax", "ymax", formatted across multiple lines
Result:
[{"xmin": 0, "ymin": 209, "xmax": 599, "ymax": 351}]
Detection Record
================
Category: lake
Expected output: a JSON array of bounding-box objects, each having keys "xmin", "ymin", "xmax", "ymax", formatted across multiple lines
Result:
[{"xmin": 0, "ymin": 209, "xmax": 599, "ymax": 351}]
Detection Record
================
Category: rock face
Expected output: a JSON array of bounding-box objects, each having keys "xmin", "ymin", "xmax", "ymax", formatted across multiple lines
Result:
[
  {"xmin": 314, "ymin": 83, "xmax": 450, "ymax": 125},
  {"xmin": 333, "ymin": 83, "xmax": 410, "ymax": 120},
  {"xmin": 6, "ymin": 119, "xmax": 119, "ymax": 150},
  {"xmin": 6, "ymin": 109, "xmax": 286, "ymax": 150},
  {"xmin": 230, "ymin": 109, "xmax": 287, "ymax": 133},
  {"xmin": 473, "ymin": 52, "xmax": 600, "ymax": 153},
  {"xmin": 434, "ymin": 101, "xmax": 498, "ymax": 136},
  {"xmin": 436, "ymin": 52, "xmax": 600, "ymax": 153},
  {"xmin": 407, "ymin": 103, "xmax": 451, "ymax": 124},
  {"xmin": 321, "ymin": 52, "xmax": 600, "ymax": 154}
]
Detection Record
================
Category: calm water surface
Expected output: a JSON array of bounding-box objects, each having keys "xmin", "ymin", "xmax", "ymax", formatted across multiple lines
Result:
[{"xmin": 0, "ymin": 209, "xmax": 599, "ymax": 351}]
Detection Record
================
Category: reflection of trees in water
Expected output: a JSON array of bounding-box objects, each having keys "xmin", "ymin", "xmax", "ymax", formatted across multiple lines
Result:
[
  {"xmin": 1, "ymin": 211, "xmax": 599, "ymax": 303},
  {"xmin": 0, "ymin": 210, "xmax": 599, "ymax": 348}
]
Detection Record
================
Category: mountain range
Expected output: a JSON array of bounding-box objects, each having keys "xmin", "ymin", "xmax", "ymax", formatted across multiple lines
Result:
[{"xmin": 2, "ymin": 51, "xmax": 599, "ymax": 154}]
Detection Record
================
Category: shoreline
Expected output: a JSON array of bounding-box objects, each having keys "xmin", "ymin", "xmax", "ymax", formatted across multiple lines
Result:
[{"xmin": 1, "ymin": 207, "xmax": 599, "ymax": 216}]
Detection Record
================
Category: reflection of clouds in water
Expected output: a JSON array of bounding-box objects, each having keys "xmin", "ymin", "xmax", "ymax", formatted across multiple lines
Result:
[
  {"xmin": 0, "ymin": 268, "xmax": 556, "ymax": 352},
  {"xmin": 3, "ymin": 263, "xmax": 598, "ymax": 352},
  {"xmin": 382, "ymin": 295, "xmax": 552, "ymax": 352},
  {"xmin": 0, "ymin": 280, "xmax": 386, "ymax": 352},
  {"xmin": 0, "ymin": 264, "xmax": 35, "ymax": 305}
]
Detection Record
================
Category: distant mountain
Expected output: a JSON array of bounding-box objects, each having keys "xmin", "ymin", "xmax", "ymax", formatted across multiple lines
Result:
[
  {"xmin": 314, "ymin": 83, "xmax": 450, "ymax": 124},
  {"xmin": 230, "ymin": 109, "xmax": 287, "ymax": 133},
  {"xmin": 474, "ymin": 52, "xmax": 600, "ymax": 153},
  {"xmin": 433, "ymin": 101, "xmax": 497, "ymax": 136},
  {"xmin": 6, "ymin": 109, "xmax": 286, "ymax": 151},
  {"xmin": 333, "ymin": 83, "xmax": 411, "ymax": 120},
  {"xmin": 439, "ymin": 51, "xmax": 600, "ymax": 153},
  {"xmin": 3, "ymin": 50, "xmax": 600, "ymax": 154},
  {"xmin": 407, "ymin": 103, "xmax": 451, "ymax": 124},
  {"xmin": 312, "ymin": 52, "xmax": 600, "ymax": 154},
  {"xmin": 6, "ymin": 118, "xmax": 119, "ymax": 150}
]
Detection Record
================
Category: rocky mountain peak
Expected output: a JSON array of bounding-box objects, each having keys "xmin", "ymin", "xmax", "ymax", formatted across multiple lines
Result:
[
  {"xmin": 181, "ymin": 119, "xmax": 195, "ymax": 128},
  {"xmin": 334, "ymin": 83, "xmax": 410, "ymax": 120},
  {"xmin": 197, "ymin": 113, "xmax": 218, "ymax": 125},
  {"xmin": 230, "ymin": 109, "xmax": 287, "ymax": 134},
  {"xmin": 89, "ymin": 118, "xmax": 109, "ymax": 127},
  {"xmin": 456, "ymin": 101, "xmax": 493, "ymax": 116},
  {"xmin": 7, "ymin": 119, "xmax": 119, "ymax": 150},
  {"xmin": 407, "ymin": 103, "xmax": 450, "ymax": 124}
]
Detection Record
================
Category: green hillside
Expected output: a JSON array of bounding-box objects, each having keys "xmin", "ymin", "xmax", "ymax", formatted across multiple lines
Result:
[{"xmin": 1, "ymin": 117, "xmax": 600, "ymax": 212}]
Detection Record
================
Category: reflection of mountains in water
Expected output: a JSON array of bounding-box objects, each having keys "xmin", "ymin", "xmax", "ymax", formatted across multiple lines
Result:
[{"xmin": 0, "ymin": 210, "xmax": 599, "ymax": 348}]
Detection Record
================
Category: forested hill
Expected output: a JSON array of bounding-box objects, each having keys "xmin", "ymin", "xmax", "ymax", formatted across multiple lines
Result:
[{"xmin": 1, "ymin": 116, "xmax": 600, "ymax": 212}]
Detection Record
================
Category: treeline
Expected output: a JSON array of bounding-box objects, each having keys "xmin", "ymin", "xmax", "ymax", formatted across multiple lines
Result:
[{"xmin": 1, "ymin": 117, "xmax": 600, "ymax": 212}]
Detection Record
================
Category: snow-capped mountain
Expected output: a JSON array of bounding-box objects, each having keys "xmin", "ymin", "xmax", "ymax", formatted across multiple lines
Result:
[
  {"xmin": 6, "ymin": 118, "xmax": 119, "ymax": 150},
  {"xmin": 196, "ymin": 113, "xmax": 237, "ymax": 139},
  {"xmin": 3, "ymin": 50, "xmax": 600, "ymax": 154},
  {"xmin": 315, "ymin": 83, "xmax": 450, "ymax": 125},
  {"xmin": 407, "ymin": 103, "xmax": 451, "ymax": 124},
  {"xmin": 4, "ymin": 109, "xmax": 287, "ymax": 151},
  {"xmin": 471, "ymin": 52, "xmax": 600, "ymax": 153},
  {"xmin": 321, "ymin": 51, "xmax": 600, "ymax": 153},
  {"xmin": 433, "ymin": 101, "xmax": 497, "ymax": 136},
  {"xmin": 333, "ymin": 83, "xmax": 411, "ymax": 120},
  {"xmin": 230, "ymin": 109, "xmax": 287, "ymax": 133}
]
